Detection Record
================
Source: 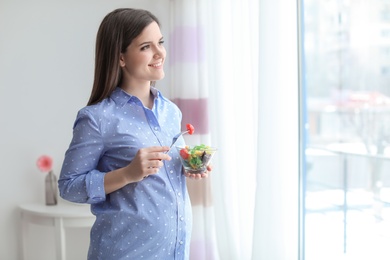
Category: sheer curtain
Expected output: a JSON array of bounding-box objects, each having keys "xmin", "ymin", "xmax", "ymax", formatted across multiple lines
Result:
[
  {"xmin": 168, "ymin": 0, "xmax": 300, "ymax": 259},
  {"xmin": 169, "ymin": 1, "xmax": 219, "ymax": 259}
]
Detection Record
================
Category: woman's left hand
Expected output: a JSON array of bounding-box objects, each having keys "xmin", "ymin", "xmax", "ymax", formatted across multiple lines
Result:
[{"xmin": 184, "ymin": 165, "xmax": 212, "ymax": 180}]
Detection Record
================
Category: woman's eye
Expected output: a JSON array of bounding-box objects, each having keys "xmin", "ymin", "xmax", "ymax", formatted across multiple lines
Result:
[
  {"xmin": 141, "ymin": 45, "xmax": 150, "ymax": 51},
  {"xmin": 159, "ymin": 40, "xmax": 165, "ymax": 45}
]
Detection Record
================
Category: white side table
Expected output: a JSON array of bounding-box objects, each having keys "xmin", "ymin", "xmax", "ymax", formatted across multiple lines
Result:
[{"xmin": 19, "ymin": 203, "xmax": 95, "ymax": 260}]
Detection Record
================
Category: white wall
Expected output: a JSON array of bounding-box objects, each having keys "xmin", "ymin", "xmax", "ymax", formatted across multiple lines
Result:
[{"xmin": 0, "ymin": 1, "xmax": 170, "ymax": 259}]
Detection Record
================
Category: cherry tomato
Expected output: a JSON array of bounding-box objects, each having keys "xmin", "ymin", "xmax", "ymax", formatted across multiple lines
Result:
[
  {"xmin": 180, "ymin": 148, "xmax": 190, "ymax": 159},
  {"xmin": 186, "ymin": 124, "xmax": 195, "ymax": 135}
]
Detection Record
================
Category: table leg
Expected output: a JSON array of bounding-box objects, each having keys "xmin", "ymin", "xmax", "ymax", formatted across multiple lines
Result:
[
  {"xmin": 20, "ymin": 212, "xmax": 28, "ymax": 260},
  {"xmin": 54, "ymin": 218, "xmax": 66, "ymax": 260}
]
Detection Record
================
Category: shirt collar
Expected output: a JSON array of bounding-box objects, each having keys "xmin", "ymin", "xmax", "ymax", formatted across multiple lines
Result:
[{"xmin": 110, "ymin": 87, "xmax": 161, "ymax": 107}]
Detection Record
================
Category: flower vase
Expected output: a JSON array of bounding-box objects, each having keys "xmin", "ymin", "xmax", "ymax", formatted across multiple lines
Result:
[{"xmin": 45, "ymin": 171, "xmax": 58, "ymax": 205}]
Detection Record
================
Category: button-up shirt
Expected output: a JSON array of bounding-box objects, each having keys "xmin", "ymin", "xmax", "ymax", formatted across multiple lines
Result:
[{"xmin": 58, "ymin": 87, "xmax": 192, "ymax": 259}]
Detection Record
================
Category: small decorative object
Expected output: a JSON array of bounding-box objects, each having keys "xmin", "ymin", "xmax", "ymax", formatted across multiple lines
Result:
[{"xmin": 37, "ymin": 155, "xmax": 58, "ymax": 206}]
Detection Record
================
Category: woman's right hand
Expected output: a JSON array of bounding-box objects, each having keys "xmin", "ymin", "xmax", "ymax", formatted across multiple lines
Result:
[
  {"xmin": 104, "ymin": 146, "xmax": 171, "ymax": 194},
  {"xmin": 123, "ymin": 146, "xmax": 171, "ymax": 182}
]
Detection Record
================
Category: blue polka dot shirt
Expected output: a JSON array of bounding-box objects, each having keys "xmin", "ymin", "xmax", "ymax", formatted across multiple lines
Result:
[{"xmin": 58, "ymin": 87, "xmax": 192, "ymax": 259}]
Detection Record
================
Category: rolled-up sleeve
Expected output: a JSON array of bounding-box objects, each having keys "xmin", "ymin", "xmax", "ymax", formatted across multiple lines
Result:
[{"xmin": 58, "ymin": 109, "xmax": 107, "ymax": 204}]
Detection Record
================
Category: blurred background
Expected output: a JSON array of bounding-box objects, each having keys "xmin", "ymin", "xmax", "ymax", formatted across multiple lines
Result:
[{"xmin": 2, "ymin": 0, "xmax": 390, "ymax": 259}]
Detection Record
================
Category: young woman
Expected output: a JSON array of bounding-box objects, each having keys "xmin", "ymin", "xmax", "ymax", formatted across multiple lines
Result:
[{"xmin": 58, "ymin": 8, "xmax": 211, "ymax": 259}]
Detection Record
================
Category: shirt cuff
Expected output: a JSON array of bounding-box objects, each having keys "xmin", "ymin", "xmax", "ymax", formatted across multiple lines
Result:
[{"xmin": 86, "ymin": 169, "xmax": 107, "ymax": 203}]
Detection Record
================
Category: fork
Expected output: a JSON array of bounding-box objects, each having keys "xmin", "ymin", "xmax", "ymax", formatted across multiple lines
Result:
[
  {"xmin": 165, "ymin": 124, "xmax": 194, "ymax": 153},
  {"xmin": 168, "ymin": 130, "xmax": 189, "ymax": 150}
]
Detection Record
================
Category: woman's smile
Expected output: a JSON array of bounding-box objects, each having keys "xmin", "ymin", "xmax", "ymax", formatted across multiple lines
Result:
[{"xmin": 149, "ymin": 61, "xmax": 163, "ymax": 68}]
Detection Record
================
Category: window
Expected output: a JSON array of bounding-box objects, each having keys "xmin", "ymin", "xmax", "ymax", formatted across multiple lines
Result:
[{"xmin": 302, "ymin": 0, "xmax": 390, "ymax": 259}]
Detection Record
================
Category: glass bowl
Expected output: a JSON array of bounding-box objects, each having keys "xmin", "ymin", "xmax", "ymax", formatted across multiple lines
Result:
[{"xmin": 176, "ymin": 145, "xmax": 217, "ymax": 174}]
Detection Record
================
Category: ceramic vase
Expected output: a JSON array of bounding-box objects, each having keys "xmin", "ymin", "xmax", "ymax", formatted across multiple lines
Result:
[{"xmin": 45, "ymin": 171, "xmax": 58, "ymax": 205}]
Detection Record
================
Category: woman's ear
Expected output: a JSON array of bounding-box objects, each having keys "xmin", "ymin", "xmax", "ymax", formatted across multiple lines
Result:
[{"xmin": 119, "ymin": 54, "xmax": 126, "ymax": 67}]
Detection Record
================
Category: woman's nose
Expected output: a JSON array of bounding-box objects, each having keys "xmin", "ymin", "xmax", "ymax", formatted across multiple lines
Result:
[{"xmin": 153, "ymin": 46, "xmax": 165, "ymax": 59}]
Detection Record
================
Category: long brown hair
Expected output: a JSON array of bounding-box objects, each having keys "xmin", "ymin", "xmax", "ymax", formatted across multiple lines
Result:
[{"xmin": 87, "ymin": 8, "xmax": 160, "ymax": 105}]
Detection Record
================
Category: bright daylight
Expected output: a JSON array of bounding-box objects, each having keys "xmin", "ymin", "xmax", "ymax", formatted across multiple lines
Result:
[
  {"xmin": 1, "ymin": 0, "xmax": 390, "ymax": 260},
  {"xmin": 303, "ymin": 1, "xmax": 390, "ymax": 259}
]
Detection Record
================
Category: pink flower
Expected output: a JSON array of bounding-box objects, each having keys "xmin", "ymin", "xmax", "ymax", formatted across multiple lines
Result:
[{"xmin": 36, "ymin": 155, "xmax": 53, "ymax": 173}]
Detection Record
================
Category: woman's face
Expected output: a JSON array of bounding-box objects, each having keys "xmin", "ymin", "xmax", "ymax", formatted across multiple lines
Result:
[{"xmin": 120, "ymin": 21, "xmax": 166, "ymax": 85}]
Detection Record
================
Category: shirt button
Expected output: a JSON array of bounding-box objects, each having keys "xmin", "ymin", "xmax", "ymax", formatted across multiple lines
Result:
[
  {"xmin": 177, "ymin": 192, "xmax": 181, "ymax": 196},
  {"xmin": 179, "ymin": 241, "xmax": 183, "ymax": 245},
  {"xmin": 180, "ymin": 217, "xmax": 184, "ymax": 221},
  {"xmin": 154, "ymin": 126, "xmax": 159, "ymax": 131}
]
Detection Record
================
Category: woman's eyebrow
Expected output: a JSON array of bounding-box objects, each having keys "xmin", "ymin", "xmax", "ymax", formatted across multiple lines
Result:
[{"xmin": 138, "ymin": 37, "xmax": 164, "ymax": 46}]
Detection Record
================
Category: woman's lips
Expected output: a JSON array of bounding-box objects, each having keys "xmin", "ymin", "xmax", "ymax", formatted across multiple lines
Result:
[{"xmin": 149, "ymin": 61, "xmax": 163, "ymax": 68}]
